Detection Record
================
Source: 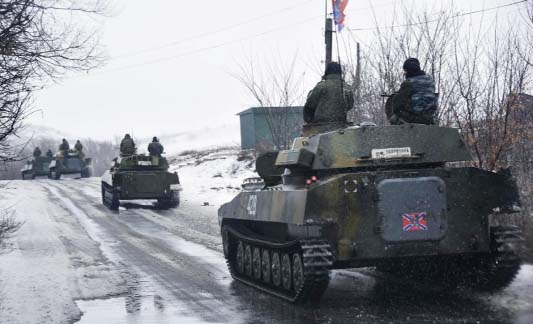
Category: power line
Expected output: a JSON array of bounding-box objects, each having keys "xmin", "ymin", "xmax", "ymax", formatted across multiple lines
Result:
[
  {"xmin": 348, "ymin": 0, "xmax": 527, "ymax": 31},
  {"xmin": 99, "ymin": 16, "xmax": 323, "ymax": 74},
  {"xmin": 111, "ymin": 0, "xmax": 315, "ymax": 60},
  {"xmin": 111, "ymin": 0, "xmax": 394, "ymax": 61}
]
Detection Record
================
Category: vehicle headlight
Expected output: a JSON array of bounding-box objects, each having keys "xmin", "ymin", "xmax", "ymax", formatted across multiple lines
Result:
[{"xmin": 170, "ymin": 184, "xmax": 182, "ymax": 191}]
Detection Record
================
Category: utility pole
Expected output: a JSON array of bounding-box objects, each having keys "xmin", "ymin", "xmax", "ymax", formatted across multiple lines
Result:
[{"xmin": 325, "ymin": 18, "xmax": 333, "ymax": 69}]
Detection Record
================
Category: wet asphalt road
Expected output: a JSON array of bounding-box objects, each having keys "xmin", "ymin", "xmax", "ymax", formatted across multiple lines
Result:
[{"xmin": 43, "ymin": 179, "xmax": 533, "ymax": 324}]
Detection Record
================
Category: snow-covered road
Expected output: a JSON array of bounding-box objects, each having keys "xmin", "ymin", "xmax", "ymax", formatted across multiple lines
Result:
[{"xmin": 1, "ymin": 178, "xmax": 533, "ymax": 324}]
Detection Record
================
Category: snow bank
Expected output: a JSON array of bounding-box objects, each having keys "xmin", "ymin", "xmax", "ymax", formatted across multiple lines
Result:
[{"xmin": 169, "ymin": 148, "xmax": 256, "ymax": 208}]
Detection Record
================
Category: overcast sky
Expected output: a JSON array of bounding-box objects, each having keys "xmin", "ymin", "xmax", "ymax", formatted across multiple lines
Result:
[{"xmin": 28, "ymin": 0, "xmax": 521, "ymax": 141}]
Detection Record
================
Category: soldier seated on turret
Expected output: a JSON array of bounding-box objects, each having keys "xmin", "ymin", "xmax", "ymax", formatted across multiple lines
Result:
[
  {"xmin": 120, "ymin": 134, "xmax": 136, "ymax": 156},
  {"xmin": 387, "ymin": 58, "xmax": 438, "ymax": 125},
  {"xmin": 59, "ymin": 139, "xmax": 70, "ymax": 156},
  {"xmin": 148, "ymin": 137, "xmax": 164, "ymax": 157},
  {"xmin": 303, "ymin": 62, "xmax": 354, "ymax": 136},
  {"xmin": 74, "ymin": 140, "xmax": 84, "ymax": 157},
  {"xmin": 46, "ymin": 149, "xmax": 54, "ymax": 158},
  {"xmin": 33, "ymin": 147, "xmax": 42, "ymax": 158}
]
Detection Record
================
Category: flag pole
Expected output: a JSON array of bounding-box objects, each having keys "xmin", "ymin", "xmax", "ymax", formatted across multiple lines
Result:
[{"xmin": 325, "ymin": 0, "xmax": 333, "ymax": 70}]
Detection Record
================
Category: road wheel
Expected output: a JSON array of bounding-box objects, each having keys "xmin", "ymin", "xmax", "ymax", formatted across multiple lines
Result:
[
  {"xmin": 221, "ymin": 228, "xmax": 230, "ymax": 258},
  {"xmin": 261, "ymin": 249, "xmax": 271, "ymax": 283},
  {"xmin": 281, "ymin": 253, "xmax": 292, "ymax": 290},
  {"xmin": 252, "ymin": 247, "xmax": 261, "ymax": 280},
  {"xmin": 292, "ymin": 253, "xmax": 304, "ymax": 292},
  {"xmin": 244, "ymin": 245, "xmax": 252, "ymax": 277},
  {"xmin": 236, "ymin": 241, "xmax": 245, "ymax": 274},
  {"xmin": 271, "ymin": 252, "xmax": 281, "ymax": 287}
]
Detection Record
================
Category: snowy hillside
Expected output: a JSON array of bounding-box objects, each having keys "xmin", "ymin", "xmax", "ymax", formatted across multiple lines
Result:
[
  {"xmin": 169, "ymin": 148, "xmax": 257, "ymax": 208},
  {"xmin": 136, "ymin": 123, "xmax": 240, "ymax": 156}
]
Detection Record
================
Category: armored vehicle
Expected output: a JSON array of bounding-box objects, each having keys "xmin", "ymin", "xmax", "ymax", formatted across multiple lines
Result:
[
  {"xmin": 49, "ymin": 150, "xmax": 92, "ymax": 180},
  {"xmin": 101, "ymin": 154, "xmax": 181, "ymax": 210},
  {"xmin": 218, "ymin": 124, "xmax": 523, "ymax": 303},
  {"xmin": 21, "ymin": 156, "xmax": 53, "ymax": 180}
]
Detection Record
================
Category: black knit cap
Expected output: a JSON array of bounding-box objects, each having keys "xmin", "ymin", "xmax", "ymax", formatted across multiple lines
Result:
[
  {"xmin": 324, "ymin": 62, "xmax": 342, "ymax": 76},
  {"xmin": 153, "ymin": 137, "xmax": 158, "ymax": 142},
  {"xmin": 403, "ymin": 58, "xmax": 421, "ymax": 72}
]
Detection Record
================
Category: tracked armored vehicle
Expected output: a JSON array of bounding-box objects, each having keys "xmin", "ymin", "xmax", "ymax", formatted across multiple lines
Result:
[
  {"xmin": 218, "ymin": 123, "xmax": 523, "ymax": 303},
  {"xmin": 21, "ymin": 156, "xmax": 52, "ymax": 180},
  {"xmin": 49, "ymin": 150, "xmax": 92, "ymax": 180},
  {"xmin": 101, "ymin": 154, "xmax": 181, "ymax": 210}
]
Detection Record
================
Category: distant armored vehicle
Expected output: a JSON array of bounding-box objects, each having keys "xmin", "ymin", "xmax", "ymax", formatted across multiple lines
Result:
[
  {"xmin": 101, "ymin": 154, "xmax": 181, "ymax": 210},
  {"xmin": 218, "ymin": 124, "xmax": 523, "ymax": 303},
  {"xmin": 49, "ymin": 150, "xmax": 92, "ymax": 180},
  {"xmin": 21, "ymin": 156, "xmax": 52, "ymax": 180}
]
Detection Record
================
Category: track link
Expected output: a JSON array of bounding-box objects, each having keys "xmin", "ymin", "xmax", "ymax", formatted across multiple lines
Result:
[{"xmin": 223, "ymin": 225, "xmax": 332, "ymax": 303}]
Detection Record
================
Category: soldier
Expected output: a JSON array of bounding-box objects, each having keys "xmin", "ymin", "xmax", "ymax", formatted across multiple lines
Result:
[
  {"xmin": 387, "ymin": 58, "xmax": 437, "ymax": 125},
  {"xmin": 120, "ymin": 134, "xmax": 136, "ymax": 156},
  {"xmin": 303, "ymin": 62, "xmax": 354, "ymax": 125},
  {"xmin": 74, "ymin": 140, "xmax": 83, "ymax": 152},
  {"xmin": 33, "ymin": 147, "xmax": 42, "ymax": 158},
  {"xmin": 46, "ymin": 149, "xmax": 54, "ymax": 158},
  {"xmin": 147, "ymin": 137, "xmax": 164, "ymax": 157},
  {"xmin": 59, "ymin": 139, "xmax": 70, "ymax": 154}
]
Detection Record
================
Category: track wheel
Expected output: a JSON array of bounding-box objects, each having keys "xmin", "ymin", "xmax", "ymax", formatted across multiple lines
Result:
[
  {"xmin": 292, "ymin": 253, "xmax": 304, "ymax": 292},
  {"xmin": 252, "ymin": 247, "xmax": 262, "ymax": 280},
  {"xmin": 271, "ymin": 251, "xmax": 281, "ymax": 287},
  {"xmin": 261, "ymin": 250, "xmax": 271, "ymax": 283},
  {"xmin": 281, "ymin": 254, "xmax": 292, "ymax": 290},
  {"xmin": 236, "ymin": 241, "xmax": 245, "ymax": 274},
  {"xmin": 244, "ymin": 245, "xmax": 253, "ymax": 277},
  {"xmin": 222, "ymin": 228, "xmax": 230, "ymax": 257}
]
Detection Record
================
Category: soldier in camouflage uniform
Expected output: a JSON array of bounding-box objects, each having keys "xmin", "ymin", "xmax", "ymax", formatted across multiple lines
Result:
[
  {"xmin": 303, "ymin": 62, "xmax": 354, "ymax": 126},
  {"xmin": 148, "ymin": 137, "xmax": 164, "ymax": 157},
  {"xmin": 33, "ymin": 147, "xmax": 42, "ymax": 158},
  {"xmin": 59, "ymin": 139, "xmax": 70, "ymax": 155},
  {"xmin": 46, "ymin": 149, "xmax": 54, "ymax": 158},
  {"xmin": 387, "ymin": 58, "xmax": 437, "ymax": 125},
  {"xmin": 75, "ymin": 140, "xmax": 84, "ymax": 158},
  {"xmin": 120, "ymin": 134, "xmax": 136, "ymax": 156}
]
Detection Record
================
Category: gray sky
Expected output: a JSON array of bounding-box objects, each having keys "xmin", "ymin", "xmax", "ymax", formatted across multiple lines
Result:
[{"xmin": 29, "ymin": 0, "xmax": 520, "ymax": 141}]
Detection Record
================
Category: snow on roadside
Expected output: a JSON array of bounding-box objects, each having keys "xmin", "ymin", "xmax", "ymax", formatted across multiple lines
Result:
[
  {"xmin": 0, "ymin": 181, "xmax": 125, "ymax": 324},
  {"xmin": 169, "ymin": 147, "xmax": 257, "ymax": 208}
]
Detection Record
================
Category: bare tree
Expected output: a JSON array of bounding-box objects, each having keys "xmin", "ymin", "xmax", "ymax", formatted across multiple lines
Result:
[
  {"xmin": 0, "ymin": 0, "xmax": 108, "ymax": 165},
  {"xmin": 233, "ymin": 52, "xmax": 308, "ymax": 150}
]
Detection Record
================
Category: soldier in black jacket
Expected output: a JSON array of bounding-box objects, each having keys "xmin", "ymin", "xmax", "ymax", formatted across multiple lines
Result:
[{"xmin": 148, "ymin": 137, "xmax": 164, "ymax": 157}]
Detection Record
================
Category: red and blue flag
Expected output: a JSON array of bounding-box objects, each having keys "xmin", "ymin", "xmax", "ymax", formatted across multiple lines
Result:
[
  {"xmin": 331, "ymin": 0, "xmax": 349, "ymax": 32},
  {"xmin": 402, "ymin": 212, "xmax": 428, "ymax": 232}
]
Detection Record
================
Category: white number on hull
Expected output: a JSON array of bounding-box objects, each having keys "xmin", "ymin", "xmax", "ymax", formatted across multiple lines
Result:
[{"xmin": 247, "ymin": 195, "xmax": 257, "ymax": 216}]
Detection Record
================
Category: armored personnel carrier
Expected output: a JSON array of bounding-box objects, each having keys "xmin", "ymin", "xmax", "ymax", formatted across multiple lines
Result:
[
  {"xmin": 218, "ymin": 124, "xmax": 523, "ymax": 303},
  {"xmin": 101, "ymin": 154, "xmax": 181, "ymax": 210},
  {"xmin": 49, "ymin": 150, "xmax": 92, "ymax": 180},
  {"xmin": 21, "ymin": 156, "xmax": 52, "ymax": 180}
]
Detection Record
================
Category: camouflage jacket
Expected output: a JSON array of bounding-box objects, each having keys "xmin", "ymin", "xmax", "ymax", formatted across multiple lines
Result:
[
  {"xmin": 120, "ymin": 137, "xmax": 136, "ymax": 155},
  {"xmin": 148, "ymin": 141, "xmax": 164, "ymax": 156},
  {"xmin": 303, "ymin": 74, "xmax": 354, "ymax": 124},
  {"xmin": 393, "ymin": 74, "xmax": 437, "ymax": 116},
  {"xmin": 33, "ymin": 147, "xmax": 42, "ymax": 158},
  {"xmin": 59, "ymin": 142, "xmax": 70, "ymax": 152}
]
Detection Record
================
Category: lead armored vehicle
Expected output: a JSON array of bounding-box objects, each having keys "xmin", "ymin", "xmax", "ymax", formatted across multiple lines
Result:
[
  {"xmin": 101, "ymin": 154, "xmax": 181, "ymax": 210},
  {"xmin": 218, "ymin": 123, "xmax": 523, "ymax": 303},
  {"xmin": 49, "ymin": 150, "xmax": 92, "ymax": 180},
  {"xmin": 21, "ymin": 156, "xmax": 52, "ymax": 180}
]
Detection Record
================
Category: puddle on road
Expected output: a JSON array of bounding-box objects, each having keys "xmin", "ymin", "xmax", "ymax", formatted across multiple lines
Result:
[{"xmin": 76, "ymin": 295, "xmax": 225, "ymax": 324}]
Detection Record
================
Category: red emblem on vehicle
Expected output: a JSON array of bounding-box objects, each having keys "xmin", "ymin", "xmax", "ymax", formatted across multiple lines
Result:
[{"xmin": 402, "ymin": 212, "xmax": 428, "ymax": 232}]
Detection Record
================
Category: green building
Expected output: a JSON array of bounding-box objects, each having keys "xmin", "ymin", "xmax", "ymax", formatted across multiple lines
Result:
[{"xmin": 238, "ymin": 106, "xmax": 304, "ymax": 151}]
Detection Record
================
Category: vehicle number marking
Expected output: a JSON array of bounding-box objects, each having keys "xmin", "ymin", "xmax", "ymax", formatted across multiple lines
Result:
[
  {"xmin": 247, "ymin": 195, "xmax": 257, "ymax": 216},
  {"xmin": 138, "ymin": 161, "xmax": 152, "ymax": 166},
  {"xmin": 371, "ymin": 147, "xmax": 411, "ymax": 159}
]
